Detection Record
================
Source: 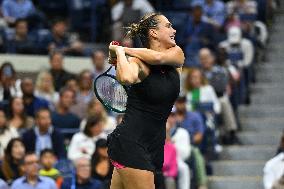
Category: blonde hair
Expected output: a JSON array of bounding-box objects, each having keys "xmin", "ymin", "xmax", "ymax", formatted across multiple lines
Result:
[{"xmin": 35, "ymin": 71, "xmax": 55, "ymax": 94}]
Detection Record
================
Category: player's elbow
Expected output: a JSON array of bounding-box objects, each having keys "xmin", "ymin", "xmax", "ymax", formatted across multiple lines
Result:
[{"xmin": 118, "ymin": 73, "xmax": 138, "ymax": 85}]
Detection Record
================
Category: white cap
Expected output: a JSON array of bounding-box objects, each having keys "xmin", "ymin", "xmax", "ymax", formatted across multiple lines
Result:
[{"xmin": 228, "ymin": 26, "xmax": 242, "ymax": 44}]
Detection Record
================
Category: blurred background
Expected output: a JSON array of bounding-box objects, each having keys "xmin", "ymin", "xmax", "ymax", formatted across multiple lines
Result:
[{"xmin": 0, "ymin": 0, "xmax": 283, "ymax": 189}]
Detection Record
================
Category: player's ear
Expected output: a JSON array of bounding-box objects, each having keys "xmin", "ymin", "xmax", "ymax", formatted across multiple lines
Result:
[{"xmin": 149, "ymin": 28, "xmax": 158, "ymax": 39}]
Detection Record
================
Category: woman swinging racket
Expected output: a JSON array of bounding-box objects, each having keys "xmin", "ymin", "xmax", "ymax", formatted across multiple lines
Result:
[{"xmin": 107, "ymin": 12, "xmax": 184, "ymax": 189}]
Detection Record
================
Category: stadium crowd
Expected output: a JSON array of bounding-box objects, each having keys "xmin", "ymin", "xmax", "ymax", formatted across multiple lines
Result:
[{"xmin": 0, "ymin": 0, "xmax": 282, "ymax": 189}]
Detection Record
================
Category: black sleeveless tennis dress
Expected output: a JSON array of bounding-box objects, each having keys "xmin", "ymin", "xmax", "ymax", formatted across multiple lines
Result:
[{"xmin": 107, "ymin": 65, "xmax": 180, "ymax": 172}]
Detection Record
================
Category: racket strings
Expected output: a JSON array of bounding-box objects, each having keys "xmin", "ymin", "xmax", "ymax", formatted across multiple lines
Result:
[{"xmin": 95, "ymin": 76, "xmax": 127, "ymax": 112}]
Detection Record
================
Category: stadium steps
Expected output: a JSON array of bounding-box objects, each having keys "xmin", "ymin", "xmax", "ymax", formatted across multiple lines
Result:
[{"xmin": 208, "ymin": 7, "xmax": 284, "ymax": 189}]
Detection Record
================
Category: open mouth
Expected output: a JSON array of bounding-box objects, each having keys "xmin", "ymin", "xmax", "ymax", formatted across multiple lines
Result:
[{"xmin": 170, "ymin": 35, "xmax": 175, "ymax": 40}]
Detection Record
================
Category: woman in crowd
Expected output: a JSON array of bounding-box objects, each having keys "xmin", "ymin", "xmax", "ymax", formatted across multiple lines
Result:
[
  {"xmin": 0, "ymin": 138, "xmax": 25, "ymax": 184},
  {"xmin": 8, "ymin": 97, "xmax": 33, "ymax": 135}
]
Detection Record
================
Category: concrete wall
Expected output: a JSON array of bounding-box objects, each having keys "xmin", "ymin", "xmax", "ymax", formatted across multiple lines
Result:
[{"xmin": 0, "ymin": 54, "xmax": 93, "ymax": 74}]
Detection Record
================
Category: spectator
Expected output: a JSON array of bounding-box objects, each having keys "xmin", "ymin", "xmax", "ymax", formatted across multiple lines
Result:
[
  {"xmin": 5, "ymin": 19, "xmax": 36, "ymax": 54},
  {"xmin": 0, "ymin": 62, "xmax": 21, "ymax": 103},
  {"xmin": 20, "ymin": 78, "xmax": 49, "ymax": 117},
  {"xmin": 1, "ymin": 0, "xmax": 36, "ymax": 25},
  {"xmin": 111, "ymin": 0, "xmax": 154, "ymax": 41},
  {"xmin": 166, "ymin": 107, "xmax": 191, "ymax": 189},
  {"xmin": 51, "ymin": 88, "xmax": 80, "ymax": 130},
  {"xmin": 22, "ymin": 108, "xmax": 66, "ymax": 159},
  {"xmin": 227, "ymin": 0, "xmax": 257, "ymax": 16},
  {"xmin": 61, "ymin": 157, "xmax": 102, "ymax": 189},
  {"xmin": 0, "ymin": 178, "xmax": 9, "ymax": 189},
  {"xmin": 68, "ymin": 116, "xmax": 107, "ymax": 161},
  {"xmin": 199, "ymin": 48, "xmax": 238, "ymax": 144},
  {"xmin": 64, "ymin": 77, "xmax": 79, "ymax": 93},
  {"xmin": 263, "ymin": 152, "xmax": 284, "ymax": 189},
  {"xmin": 42, "ymin": 18, "xmax": 84, "ymax": 55},
  {"xmin": 48, "ymin": 51, "xmax": 75, "ymax": 92},
  {"xmin": 163, "ymin": 123, "xmax": 178, "ymax": 189},
  {"xmin": 195, "ymin": 0, "xmax": 226, "ymax": 28},
  {"xmin": 91, "ymin": 50, "xmax": 109, "ymax": 79},
  {"xmin": 0, "ymin": 109, "xmax": 18, "ymax": 159},
  {"xmin": 175, "ymin": 96, "xmax": 205, "ymax": 146},
  {"xmin": 91, "ymin": 139, "xmax": 113, "ymax": 188},
  {"xmin": 219, "ymin": 26, "xmax": 254, "ymax": 69},
  {"xmin": 80, "ymin": 98, "xmax": 116, "ymax": 134},
  {"xmin": 35, "ymin": 71, "xmax": 59, "ymax": 110},
  {"xmin": 39, "ymin": 149, "xmax": 63, "ymax": 189},
  {"xmin": 70, "ymin": 70, "xmax": 94, "ymax": 119},
  {"xmin": 183, "ymin": 4, "xmax": 215, "ymax": 67},
  {"xmin": 8, "ymin": 97, "xmax": 34, "ymax": 135},
  {"xmin": 0, "ymin": 138, "xmax": 25, "ymax": 184},
  {"xmin": 11, "ymin": 152, "xmax": 57, "ymax": 189}
]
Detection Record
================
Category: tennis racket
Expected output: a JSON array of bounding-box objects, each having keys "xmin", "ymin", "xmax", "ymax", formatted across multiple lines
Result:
[{"xmin": 93, "ymin": 41, "xmax": 128, "ymax": 113}]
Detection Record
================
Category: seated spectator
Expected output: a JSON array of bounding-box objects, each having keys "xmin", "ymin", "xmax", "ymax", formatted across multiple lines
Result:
[
  {"xmin": 202, "ymin": 0, "xmax": 226, "ymax": 28},
  {"xmin": 175, "ymin": 96, "xmax": 205, "ymax": 146},
  {"xmin": 227, "ymin": 0, "xmax": 257, "ymax": 16},
  {"xmin": 166, "ymin": 107, "xmax": 191, "ymax": 189},
  {"xmin": 1, "ymin": 0, "xmax": 36, "ymax": 25},
  {"xmin": 111, "ymin": 0, "xmax": 154, "ymax": 41},
  {"xmin": 183, "ymin": 4, "xmax": 214, "ymax": 67},
  {"xmin": 41, "ymin": 18, "xmax": 84, "ymax": 55},
  {"xmin": 5, "ymin": 19, "xmax": 36, "ymax": 54},
  {"xmin": 0, "ymin": 62, "xmax": 21, "ymax": 103},
  {"xmin": 80, "ymin": 98, "xmax": 116, "ymax": 134},
  {"xmin": 0, "ymin": 178, "xmax": 9, "ymax": 189},
  {"xmin": 219, "ymin": 26, "xmax": 254, "ymax": 69},
  {"xmin": 22, "ymin": 108, "xmax": 66, "ymax": 159},
  {"xmin": 48, "ymin": 51, "xmax": 75, "ymax": 92},
  {"xmin": 61, "ymin": 157, "xmax": 102, "ymax": 189},
  {"xmin": 163, "ymin": 125, "xmax": 178, "ymax": 189},
  {"xmin": 70, "ymin": 70, "xmax": 94, "ymax": 119},
  {"xmin": 199, "ymin": 48, "xmax": 239, "ymax": 144},
  {"xmin": 39, "ymin": 149, "xmax": 63, "ymax": 188},
  {"xmin": 0, "ymin": 109, "xmax": 18, "ymax": 159},
  {"xmin": 20, "ymin": 78, "xmax": 49, "ymax": 117},
  {"xmin": 0, "ymin": 138, "xmax": 25, "ymax": 184},
  {"xmin": 11, "ymin": 152, "xmax": 57, "ymax": 189},
  {"xmin": 64, "ymin": 77, "xmax": 79, "ymax": 93},
  {"xmin": 35, "ymin": 71, "xmax": 59, "ymax": 110},
  {"xmin": 91, "ymin": 50, "xmax": 113, "ymax": 79},
  {"xmin": 51, "ymin": 88, "xmax": 80, "ymax": 130},
  {"xmin": 184, "ymin": 68, "xmax": 221, "ymax": 115},
  {"xmin": 91, "ymin": 139, "xmax": 113, "ymax": 188},
  {"xmin": 8, "ymin": 97, "xmax": 34, "ymax": 135},
  {"xmin": 68, "ymin": 116, "xmax": 107, "ymax": 161},
  {"xmin": 263, "ymin": 152, "xmax": 284, "ymax": 189}
]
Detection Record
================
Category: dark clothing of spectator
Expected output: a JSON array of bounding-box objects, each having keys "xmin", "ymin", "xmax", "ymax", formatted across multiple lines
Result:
[
  {"xmin": 49, "ymin": 69, "xmax": 74, "ymax": 92},
  {"xmin": 22, "ymin": 128, "xmax": 66, "ymax": 159},
  {"xmin": 183, "ymin": 17, "xmax": 215, "ymax": 67},
  {"xmin": 6, "ymin": 34, "xmax": 36, "ymax": 54},
  {"xmin": 0, "ymin": 160, "xmax": 22, "ymax": 184},
  {"xmin": 51, "ymin": 111, "xmax": 80, "ymax": 129},
  {"xmin": 23, "ymin": 96, "xmax": 49, "ymax": 117},
  {"xmin": 61, "ymin": 177, "xmax": 102, "ymax": 189}
]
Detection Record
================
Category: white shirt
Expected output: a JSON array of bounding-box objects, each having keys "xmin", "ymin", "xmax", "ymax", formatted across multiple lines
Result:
[
  {"xmin": 263, "ymin": 153, "xmax": 284, "ymax": 189},
  {"xmin": 111, "ymin": 0, "xmax": 154, "ymax": 22},
  {"xmin": 171, "ymin": 127, "xmax": 191, "ymax": 161},
  {"xmin": 219, "ymin": 38, "xmax": 254, "ymax": 68},
  {"xmin": 186, "ymin": 85, "xmax": 221, "ymax": 114},
  {"xmin": 67, "ymin": 132, "xmax": 107, "ymax": 161}
]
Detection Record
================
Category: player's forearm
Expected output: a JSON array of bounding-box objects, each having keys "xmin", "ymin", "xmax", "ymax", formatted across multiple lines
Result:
[
  {"xmin": 116, "ymin": 48, "xmax": 138, "ymax": 85},
  {"xmin": 124, "ymin": 47, "xmax": 182, "ymax": 67}
]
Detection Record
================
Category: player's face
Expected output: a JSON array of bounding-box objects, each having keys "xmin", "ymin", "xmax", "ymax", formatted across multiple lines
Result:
[{"xmin": 155, "ymin": 15, "xmax": 176, "ymax": 48}]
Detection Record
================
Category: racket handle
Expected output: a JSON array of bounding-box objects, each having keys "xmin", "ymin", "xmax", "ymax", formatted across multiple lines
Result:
[{"xmin": 109, "ymin": 41, "xmax": 120, "ymax": 65}]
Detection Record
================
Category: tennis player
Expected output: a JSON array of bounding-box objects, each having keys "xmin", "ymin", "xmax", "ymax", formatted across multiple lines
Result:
[{"xmin": 107, "ymin": 13, "xmax": 184, "ymax": 189}]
